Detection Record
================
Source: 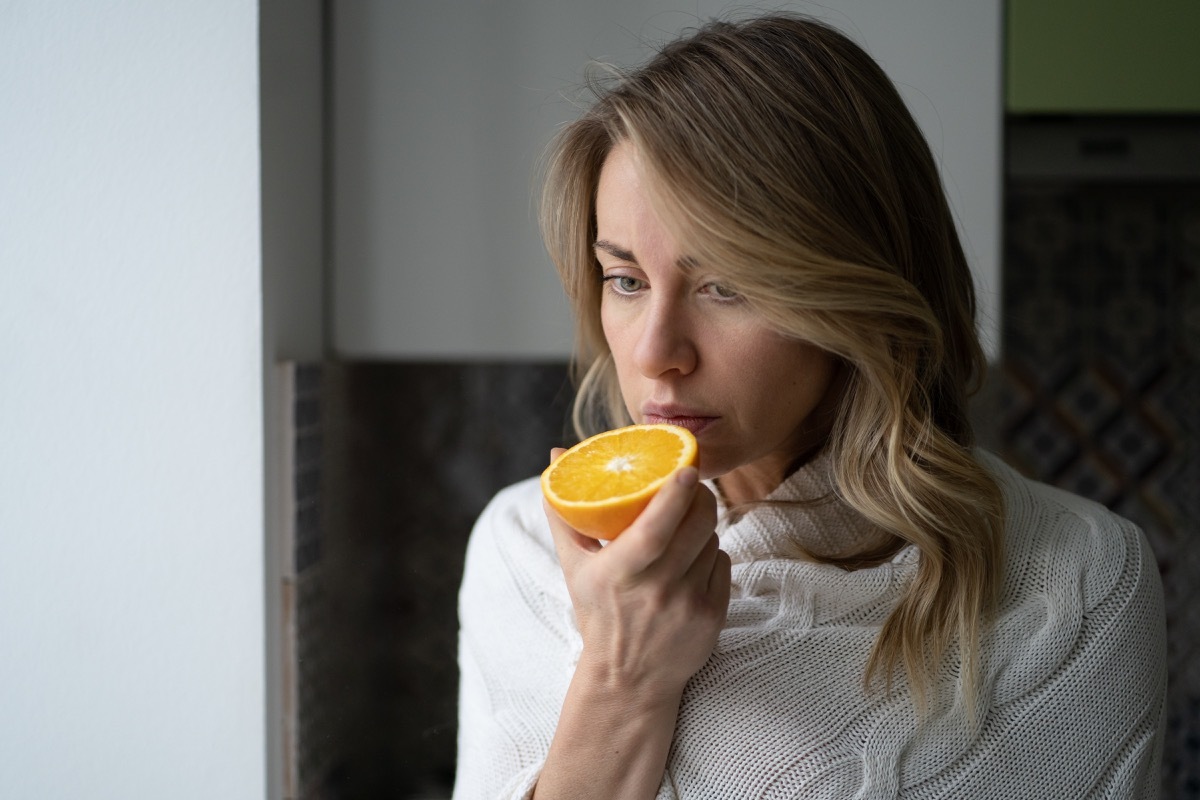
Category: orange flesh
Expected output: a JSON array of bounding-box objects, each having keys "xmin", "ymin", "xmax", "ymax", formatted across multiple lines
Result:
[
  {"xmin": 546, "ymin": 427, "xmax": 689, "ymax": 503},
  {"xmin": 542, "ymin": 424, "xmax": 698, "ymax": 539}
]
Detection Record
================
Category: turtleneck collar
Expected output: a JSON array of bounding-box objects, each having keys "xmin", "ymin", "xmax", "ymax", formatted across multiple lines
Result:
[{"xmin": 708, "ymin": 448, "xmax": 913, "ymax": 567}]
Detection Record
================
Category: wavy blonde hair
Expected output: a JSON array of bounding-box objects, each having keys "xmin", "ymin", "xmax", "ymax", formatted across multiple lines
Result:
[{"xmin": 539, "ymin": 15, "xmax": 1004, "ymax": 713}]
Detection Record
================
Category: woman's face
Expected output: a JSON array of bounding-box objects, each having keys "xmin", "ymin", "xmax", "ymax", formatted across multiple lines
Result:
[{"xmin": 595, "ymin": 142, "xmax": 842, "ymax": 499}]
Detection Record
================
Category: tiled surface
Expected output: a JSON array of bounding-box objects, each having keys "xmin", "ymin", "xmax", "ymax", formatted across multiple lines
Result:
[
  {"xmin": 312, "ymin": 362, "xmax": 574, "ymax": 799},
  {"xmin": 294, "ymin": 363, "xmax": 324, "ymax": 574},
  {"xmin": 282, "ymin": 363, "xmax": 345, "ymax": 800},
  {"xmin": 999, "ymin": 182, "xmax": 1200, "ymax": 797}
]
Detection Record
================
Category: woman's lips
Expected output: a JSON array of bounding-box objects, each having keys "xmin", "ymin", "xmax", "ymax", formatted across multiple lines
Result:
[{"xmin": 643, "ymin": 414, "xmax": 717, "ymax": 435}]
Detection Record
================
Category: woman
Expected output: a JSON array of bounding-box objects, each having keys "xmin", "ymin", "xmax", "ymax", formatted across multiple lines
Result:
[{"xmin": 454, "ymin": 15, "xmax": 1167, "ymax": 799}]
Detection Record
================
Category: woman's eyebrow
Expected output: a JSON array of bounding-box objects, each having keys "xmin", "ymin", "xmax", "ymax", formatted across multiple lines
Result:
[
  {"xmin": 593, "ymin": 240, "xmax": 700, "ymax": 272},
  {"xmin": 593, "ymin": 240, "xmax": 635, "ymax": 262}
]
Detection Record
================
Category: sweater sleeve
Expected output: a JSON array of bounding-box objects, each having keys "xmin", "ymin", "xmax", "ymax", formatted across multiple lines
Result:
[
  {"xmin": 893, "ymin": 466, "xmax": 1169, "ymax": 799},
  {"xmin": 452, "ymin": 480, "xmax": 579, "ymax": 800},
  {"xmin": 956, "ymin": 486, "xmax": 1168, "ymax": 799},
  {"xmin": 1020, "ymin": 497, "xmax": 1169, "ymax": 800},
  {"xmin": 1077, "ymin": 516, "xmax": 1168, "ymax": 800}
]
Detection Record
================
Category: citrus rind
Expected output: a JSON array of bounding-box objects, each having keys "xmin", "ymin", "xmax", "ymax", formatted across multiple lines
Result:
[{"xmin": 541, "ymin": 423, "xmax": 699, "ymax": 539}]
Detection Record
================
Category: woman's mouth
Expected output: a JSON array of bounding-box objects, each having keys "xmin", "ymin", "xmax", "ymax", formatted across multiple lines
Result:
[{"xmin": 642, "ymin": 413, "xmax": 718, "ymax": 435}]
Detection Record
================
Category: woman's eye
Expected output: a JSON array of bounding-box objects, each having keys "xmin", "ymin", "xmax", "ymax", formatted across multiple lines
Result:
[
  {"xmin": 603, "ymin": 275, "xmax": 645, "ymax": 294},
  {"xmin": 703, "ymin": 282, "xmax": 740, "ymax": 300}
]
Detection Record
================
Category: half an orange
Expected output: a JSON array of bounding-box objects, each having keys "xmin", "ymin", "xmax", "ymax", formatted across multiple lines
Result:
[{"xmin": 541, "ymin": 424, "xmax": 699, "ymax": 540}]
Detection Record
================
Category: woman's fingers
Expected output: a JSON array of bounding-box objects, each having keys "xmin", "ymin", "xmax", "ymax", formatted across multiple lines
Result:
[
  {"xmin": 544, "ymin": 453, "xmax": 725, "ymax": 603},
  {"xmin": 683, "ymin": 532, "xmax": 730, "ymax": 613},
  {"xmin": 543, "ymin": 449, "xmax": 602, "ymax": 575},
  {"xmin": 605, "ymin": 467, "xmax": 702, "ymax": 573},
  {"xmin": 654, "ymin": 485, "xmax": 719, "ymax": 579},
  {"xmin": 544, "ymin": 498, "xmax": 603, "ymax": 557},
  {"xmin": 682, "ymin": 531, "xmax": 720, "ymax": 584},
  {"xmin": 542, "ymin": 451, "xmax": 731, "ymax": 690},
  {"xmin": 704, "ymin": 549, "xmax": 733, "ymax": 631},
  {"xmin": 709, "ymin": 548, "xmax": 732, "ymax": 606}
]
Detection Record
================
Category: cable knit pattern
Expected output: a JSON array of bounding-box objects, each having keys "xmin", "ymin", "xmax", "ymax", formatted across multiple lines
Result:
[{"xmin": 453, "ymin": 451, "xmax": 1167, "ymax": 799}]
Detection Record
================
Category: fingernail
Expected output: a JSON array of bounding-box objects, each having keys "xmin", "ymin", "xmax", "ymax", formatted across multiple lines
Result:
[{"xmin": 676, "ymin": 466, "xmax": 698, "ymax": 487}]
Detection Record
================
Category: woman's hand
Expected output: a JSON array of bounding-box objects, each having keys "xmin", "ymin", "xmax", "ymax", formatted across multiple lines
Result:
[
  {"xmin": 533, "ymin": 450, "xmax": 731, "ymax": 799},
  {"xmin": 543, "ymin": 449, "xmax": 732, "ymax": 700}
]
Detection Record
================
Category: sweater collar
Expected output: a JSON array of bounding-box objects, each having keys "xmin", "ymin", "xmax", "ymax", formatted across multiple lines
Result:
[{"xmin": 709, "ymin": 449, "xmax": 911, "ymax": 566}]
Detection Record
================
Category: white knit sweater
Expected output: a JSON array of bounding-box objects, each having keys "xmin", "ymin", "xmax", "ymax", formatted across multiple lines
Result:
[{"xmin": 453, "ymin": 451, "xmax": 1167, "ymax": 799}]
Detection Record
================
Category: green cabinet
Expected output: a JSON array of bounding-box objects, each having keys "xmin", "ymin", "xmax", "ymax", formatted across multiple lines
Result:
[{"xmin": 1007, "ymin": 0, "xmax": 1200, "ymax": 113}]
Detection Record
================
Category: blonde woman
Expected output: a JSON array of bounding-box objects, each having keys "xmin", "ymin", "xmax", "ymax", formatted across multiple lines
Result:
[{"xmin": 454, "ymin": 15, "xmax": 1166, "ymax": 799}]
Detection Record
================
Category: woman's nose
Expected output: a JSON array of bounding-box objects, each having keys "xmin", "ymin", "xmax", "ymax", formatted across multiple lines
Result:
[{"xmin": 632, "ymin": 300, "xmax": 698, "ymax": 378}]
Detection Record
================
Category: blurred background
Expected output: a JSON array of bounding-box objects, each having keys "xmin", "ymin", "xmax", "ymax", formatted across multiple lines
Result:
[{"xmin": 3, "ymin": 2, "xmax": 1197, "ymax": 799}]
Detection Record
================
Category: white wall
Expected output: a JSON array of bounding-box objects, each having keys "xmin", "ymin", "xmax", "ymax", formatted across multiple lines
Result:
[
  {"xmin": 0, "ymin": 4, "xmax": 266, "ymax": 799},
  {"xmin": 332, "ymin": 0, "xmax": 1001, "ymax": 360}
]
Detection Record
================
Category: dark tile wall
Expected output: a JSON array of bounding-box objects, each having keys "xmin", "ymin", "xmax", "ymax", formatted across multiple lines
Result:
[
  {"xmin": 312, "ymin": 362, "xmax": 574, "ymax": 800},
  {"xmin": 998, "ymin": 181, "xmax": 1200, "ymax": 797},
  {"xmin": 281, "ymin": 363, "xmax": 344, "ymax": 800}
]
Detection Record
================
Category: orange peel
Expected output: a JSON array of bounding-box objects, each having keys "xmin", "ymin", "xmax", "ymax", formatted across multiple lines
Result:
[{"xmin": 541, "ymin": 424, "xmax": 699, "ymax": 539}]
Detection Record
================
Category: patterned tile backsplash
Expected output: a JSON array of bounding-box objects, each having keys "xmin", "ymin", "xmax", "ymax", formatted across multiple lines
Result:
[
  {"xmin": 999, "ymin": 180, "xmax": 1200, "ymax": 798},
  {"xmin": 281, "ymin": 179, "xmax": 1199, "ymax": 799},
  {"xmin": 286, "ymin": 362, "xmax": 574, "ymax": 799}
]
